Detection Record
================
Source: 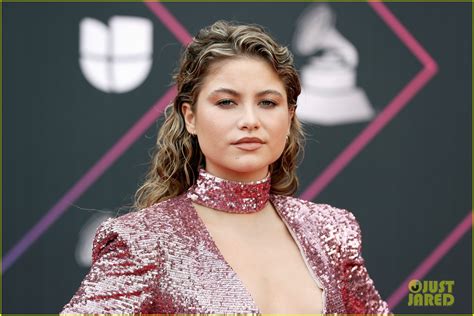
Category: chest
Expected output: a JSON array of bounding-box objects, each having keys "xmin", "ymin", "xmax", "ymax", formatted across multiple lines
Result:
[
  {"xmin": 208, "ymin": 223, "xmax": 324, "ymax": 314},
  {"xmin": 145, "ymin": 200, "xmax": 334, "ymax": 314}
]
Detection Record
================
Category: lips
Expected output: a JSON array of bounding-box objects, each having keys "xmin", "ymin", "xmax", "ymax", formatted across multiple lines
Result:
[
  {"xmin": 232, "ymin": 137, "xmax": 264, "ymax": 151},
  {"xmin": 233, "ymin": 137, "xmax": 264, "ymax": 144}
]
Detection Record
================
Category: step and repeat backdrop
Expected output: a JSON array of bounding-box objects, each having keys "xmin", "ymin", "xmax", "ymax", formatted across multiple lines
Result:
[{"xmin": 3, "ymin": 2, "xmax": 471, "ymax": 313}]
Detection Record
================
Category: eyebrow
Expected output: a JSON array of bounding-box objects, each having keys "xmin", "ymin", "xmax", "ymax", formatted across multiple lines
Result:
[
  {"xmin": 257, "ymin": 89, "xmax": 284, "ymax": 98},
  {"xmin": 209, "ymin": 88, "xmax": 284, "ymax": 98}
]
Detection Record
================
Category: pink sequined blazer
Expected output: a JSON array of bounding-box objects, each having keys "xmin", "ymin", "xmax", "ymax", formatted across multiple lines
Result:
[{"xmin": 61, "ymin": 193, "xmax": 390, "ymax": 314}]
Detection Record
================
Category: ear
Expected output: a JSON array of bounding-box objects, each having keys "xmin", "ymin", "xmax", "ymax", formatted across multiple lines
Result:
[
  {"xmin": 181, "ymin": 102, "xmax": 196, "ymax": 134},
  {"xmin": 288, "ymin": 105, "xmax": 295, "ymax": 123},
  {"xmin": 287, "ymin": 106, "xmax": 295, "ymax": 135}
]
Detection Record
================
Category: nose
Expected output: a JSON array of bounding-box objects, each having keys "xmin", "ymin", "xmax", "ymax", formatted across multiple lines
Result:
[{"xmin": 237, "ymin": 104, "xmax": 261, "ymax": 131}]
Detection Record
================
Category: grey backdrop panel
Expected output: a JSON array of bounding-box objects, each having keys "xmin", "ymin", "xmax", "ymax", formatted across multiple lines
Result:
[{"xmin": 3, "ymin": 2, "xmax": 471, "ymax": 313}]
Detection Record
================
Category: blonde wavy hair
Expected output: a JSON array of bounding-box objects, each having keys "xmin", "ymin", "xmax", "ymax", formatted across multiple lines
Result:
[{"xmin": 134, "ymin": 20, "xmax": 305, "ymax": 210}]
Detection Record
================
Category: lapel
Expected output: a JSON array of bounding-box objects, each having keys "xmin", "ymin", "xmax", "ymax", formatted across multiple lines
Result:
[
  {"xmin": 172, "ymin": 194, "xmax": 260, "ymax": 313},
  {"xmin": 270, "ymin": 194, "xmax": 346, "ymax": 313}
]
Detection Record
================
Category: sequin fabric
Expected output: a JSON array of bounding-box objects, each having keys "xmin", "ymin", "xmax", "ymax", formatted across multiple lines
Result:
[
  {"xmin": 61, "ymin": 174, "xmax": 391, "ymax": 314},
  {"xmin": 187, "ymin": 168, "xmax": 271, "ymax": 213}
]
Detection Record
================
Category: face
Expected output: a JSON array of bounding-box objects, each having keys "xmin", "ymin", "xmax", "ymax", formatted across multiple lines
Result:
[{"xmin": 182, "ymin": 57, "xmax": 294, "ymax": 182}]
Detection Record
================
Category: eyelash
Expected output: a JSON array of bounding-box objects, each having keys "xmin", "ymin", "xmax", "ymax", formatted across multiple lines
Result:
[
  {"xmin": 216, "ymin": 99, "xmax": 278, "ymax": 108},
  {"xmin": 216, "ymin": 99, "xmax": 236, "ymax": 107},
  {"xmin": 259, "ymin": 100, "xmax": 277, "ymax": 108}
]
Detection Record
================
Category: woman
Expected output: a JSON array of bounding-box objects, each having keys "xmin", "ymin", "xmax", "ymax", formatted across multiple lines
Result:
[{"xmin": 61, "ymin": 20, "xmax": 390, "ymax": 314}]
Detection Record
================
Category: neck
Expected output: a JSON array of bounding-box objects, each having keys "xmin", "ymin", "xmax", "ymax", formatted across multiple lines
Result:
[
  {"xmin": 187, "ymin": 168, "xmax": 271, "ymax": 214},
  {"xmin": 205, "ymin": 166, "xmax": 269, "ymax": 183}
]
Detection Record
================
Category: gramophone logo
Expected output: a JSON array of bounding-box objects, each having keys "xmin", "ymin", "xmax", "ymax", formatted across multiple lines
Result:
[
  {"xmin": 293, "ymin": 4, "xmax": 374, "ymax": 126},
  {"xmin": 79, "ymin": 16, "xmax": 153, "ymax": 93}
]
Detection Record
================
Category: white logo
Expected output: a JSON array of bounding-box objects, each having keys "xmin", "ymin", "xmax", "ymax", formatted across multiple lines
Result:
[
  {"xmin": 293, "ymin": 4, "xmax": 375, "ymax": 126},
  {"xmin": 79, "ymin": 16, "xmax": 153, "ymax": 93}
]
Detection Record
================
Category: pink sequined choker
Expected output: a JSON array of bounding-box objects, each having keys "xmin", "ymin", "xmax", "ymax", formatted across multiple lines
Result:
[{"xmin": 187, "ymin": 168, "xmax": 271, "ymax": 214}]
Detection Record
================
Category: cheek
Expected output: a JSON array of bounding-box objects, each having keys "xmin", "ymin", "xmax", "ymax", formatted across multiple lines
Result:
[
  {"xmin": 195, "ymin": 110, "xmax": 232, "ymax": 148},
  {"xmin": 265, "ymin": 115, "xmax": 290, "ymax": 151},
  {"xmin": 199, "ymin": 118, "xmax": 228, "ymax": 138},
  {"xmin": 267, "ymin": 111, "xmax": 291, "ymax": 135},
  {"xmin": 273, "ymin": 132, "xmax": 288, "ymax": 153}
]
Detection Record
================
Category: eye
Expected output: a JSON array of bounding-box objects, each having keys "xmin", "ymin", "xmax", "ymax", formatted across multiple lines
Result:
[
  {"xmin": 216, "ymin": 99, "xmax": 237, "ymax": 107},
  {"xmin": 259, "ymin": 100, "xmax": 277, "ymax": 108}
]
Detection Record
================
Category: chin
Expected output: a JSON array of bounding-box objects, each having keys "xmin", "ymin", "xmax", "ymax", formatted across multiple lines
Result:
[{"xmin": 229, "ymin": 161, "xmax": 271, "ymax": 175}]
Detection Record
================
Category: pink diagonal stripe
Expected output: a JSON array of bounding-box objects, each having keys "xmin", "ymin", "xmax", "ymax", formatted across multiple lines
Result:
[
  {"xmin": 368, "ymin": 1, "xmax": 438, "ymax": 72},
  {"xmin": 300, "ymin": 67, "xmax": 435, "ymax": 201},
  {"xmin": 3, "ymin": 1, "xmax": 192, "ymax": 273},
  {"xmin": 2, "ymin": 86, "xmax": 176, "ymax": 273},
  {"xmin": 144, "ymin": 1, "xmax": 192, "ymax": 46},
  {"xmin": 301, "ymin": 2, "xmax": 438, "ymax": 200},
  {"xmin": 387, "ymin": 211, "xmax": 473, "ymax": 309}
]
